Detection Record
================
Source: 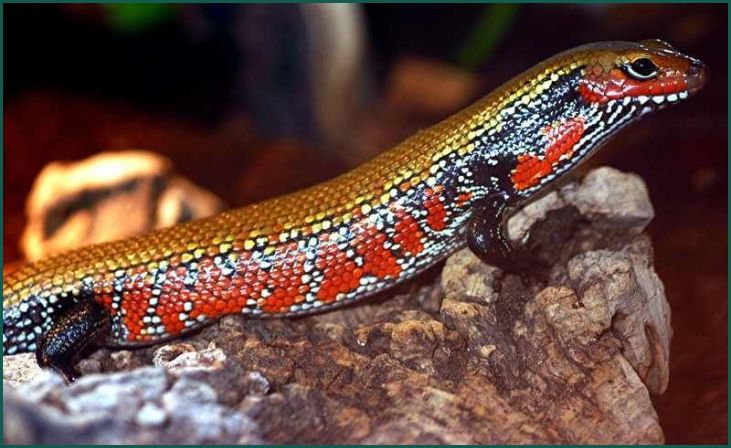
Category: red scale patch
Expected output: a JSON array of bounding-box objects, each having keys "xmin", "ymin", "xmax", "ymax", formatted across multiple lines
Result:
[
  {"xmin": 423, "ymin": 186, "xmax": 447, "ymax": 231},
  {"xmin": 316, "ymin": 240, "xmax": 362, "ymax": 303},
  {"xmin": 354, "ymin": 225, "xmax": 402, "ymax": 280},
  {"xmin": 235, "ymin": 242, "xmax": 308, "ymax": 313},
  {"xmin": 116, "ymin": 271, "xmax": 150, "ymax": 341},
  {"xmin": 455, "ymin": 192, "xmax": 473, "ymax": 208},
  {"xmin": 393, "ymin": 211, "xmax": 425, "ymax": 255},
  {"xmin": 511, "ymin": 117, "xmax": 586, "ymax": 191}
]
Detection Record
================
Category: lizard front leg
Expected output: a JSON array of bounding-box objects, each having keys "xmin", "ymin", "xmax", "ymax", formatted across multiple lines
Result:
[
  {"xmin": 466, "ymin": 197, "xmax": 546, "ymax": 276},
  {"xmin": 36, "ymin": 299, "xmax": 111, "ymax": 382}
]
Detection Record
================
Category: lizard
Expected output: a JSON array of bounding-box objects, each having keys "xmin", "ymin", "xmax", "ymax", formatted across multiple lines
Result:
[{"xmin": 2, "ymin": 40, "xmax": 707, "ymax": 381}]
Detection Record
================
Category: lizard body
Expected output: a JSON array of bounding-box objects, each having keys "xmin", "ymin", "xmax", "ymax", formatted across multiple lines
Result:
[{"xmin": 2, "ymin": 40, "xmax": 707, "ymax": 380}]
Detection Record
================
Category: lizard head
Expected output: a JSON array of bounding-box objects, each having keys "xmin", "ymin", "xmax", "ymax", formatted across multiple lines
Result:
[
  {"xmin": 497, "ymin": 39, "xmax": 707, "ymax": 195},
  {"xmin": 576, "ymin": 39, "xmax": 707, "ymax": 108}
]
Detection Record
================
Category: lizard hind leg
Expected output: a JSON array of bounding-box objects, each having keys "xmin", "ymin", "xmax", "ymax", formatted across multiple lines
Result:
[{"xmin": 36, "ymin": 299, "xmax": 111, "ymax": 382}]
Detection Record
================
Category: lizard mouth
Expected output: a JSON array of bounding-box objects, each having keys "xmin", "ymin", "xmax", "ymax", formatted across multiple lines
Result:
[
  {"xmin": 633, "ymin": 90, "xmax": 691, "ymax": 116},
  {"xmin": 598, "ymin": 88, "xmax": 693, "ymax": 120},
  {"xmin": 629, "ymin": 60, "xmax": 707, "ymax": 117},
  {"xmin": 635, "ymin": 58, "xmax": 708, "ymax": 115}
]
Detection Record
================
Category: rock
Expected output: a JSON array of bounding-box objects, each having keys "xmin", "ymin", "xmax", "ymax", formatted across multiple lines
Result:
[
  {"xmin": 508, "ymin": 167, "xmax": 654, "ymax": 240},
  {"xmin": 153, "ymin": 342, "xmax": 227, "ymax": 375},
  {"xmin": 2, "ymin": 167, "xmax": 671, "ymax": 443},
  {"xmin": 2, "ymin": 353, "xmax": 43, "ymax": 387},
  {"xmin": 20, "ymin": 150, "xmax": 224, "ymax": 261},
  {"xmin": 3, "ymin": 368, "xmax": 262, "ymax": 444},
  {"xmin": 561, "ymin": 167, "xmax": 655, "ymax": 233}
]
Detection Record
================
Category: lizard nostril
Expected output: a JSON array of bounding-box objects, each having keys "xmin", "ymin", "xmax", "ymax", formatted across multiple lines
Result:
[{"xmin": 687, "ymin": 60, "xmax": 709, "ymax": 91}]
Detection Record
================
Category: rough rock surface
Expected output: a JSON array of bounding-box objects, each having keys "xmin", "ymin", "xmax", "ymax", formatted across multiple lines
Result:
[{"xmin": 3, "ymin": 167, "xmax": 670, "ymax": 444}]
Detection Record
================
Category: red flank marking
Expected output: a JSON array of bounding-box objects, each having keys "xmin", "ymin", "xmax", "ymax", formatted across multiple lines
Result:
[
  {"xmin": 511, "ymin": 117, "xmax": 586, "ymax": 191},
  {"xmin": 455, "ymin": 192, "xmax": 472, "ymax": 208},
  {"xmin": 316, "ymin": 239, "xmax": 361, "ymax": 303},
  {"xmin": 354, "ymin": 225, "xmax": 402, "ymax": 279},
  {"xmin": 393, "ymin": 211, "xmax": 425, "ymax": 255},
  {"xmin": 423, "ymin": 186, "xmax": 447, "ymax": 230}
]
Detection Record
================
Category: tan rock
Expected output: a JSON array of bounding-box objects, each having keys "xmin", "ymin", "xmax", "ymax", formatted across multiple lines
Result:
[{"xmin": 20, "ymin": 150, "xmax": 224, "ymax": 261}]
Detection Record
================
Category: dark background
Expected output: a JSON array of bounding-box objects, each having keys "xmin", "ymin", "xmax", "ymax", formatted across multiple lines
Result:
[{"xmin": 3, "ymin": 4, "xmax": 727, "ymax": 443}]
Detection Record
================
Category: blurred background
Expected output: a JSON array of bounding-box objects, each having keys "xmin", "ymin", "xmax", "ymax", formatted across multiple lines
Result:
[{"xmin": 3, "ymin": 4, "xmax": 727, "ymax": 443}]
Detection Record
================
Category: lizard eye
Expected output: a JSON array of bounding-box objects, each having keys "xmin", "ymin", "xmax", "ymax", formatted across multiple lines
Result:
[{"xmin": 624, "ymin": 58, "xmax": 659, "ymax": 80}]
